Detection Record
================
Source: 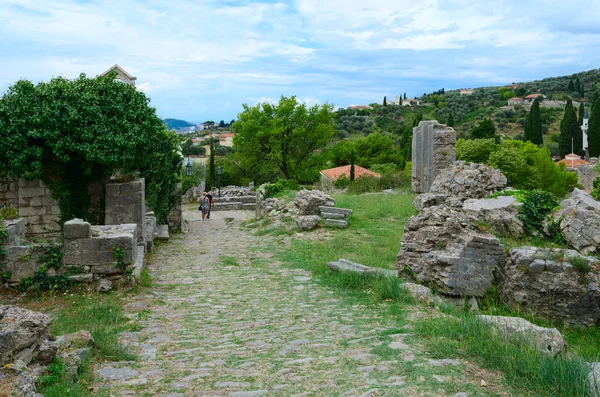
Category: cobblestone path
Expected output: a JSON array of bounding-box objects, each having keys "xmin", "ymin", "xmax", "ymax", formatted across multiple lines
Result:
[{"xmin": 94, "ymin": 210, "xmax": 509, "ymax": 397}]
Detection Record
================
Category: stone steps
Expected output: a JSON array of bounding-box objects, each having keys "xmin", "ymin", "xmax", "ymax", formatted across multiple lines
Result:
[
  {"xmin": 213, "ymin": 202, "xmax": 256, "ymax": 211},
  {"xmin": 214, "ymin": 195, "xmax": 257, "ymax": 204}
]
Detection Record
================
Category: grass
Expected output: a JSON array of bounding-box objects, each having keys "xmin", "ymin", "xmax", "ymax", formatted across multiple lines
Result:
[
  {"xmin": 219, "ymin": 255, "xmax": 240, "ymax": 266},
  {"xmin": 410, "ymin": 314, "xmax": 593, "ymax": 397},
  {"xmin": 36, "ymin": 357, "xmax": 109, "ymax": 397}
]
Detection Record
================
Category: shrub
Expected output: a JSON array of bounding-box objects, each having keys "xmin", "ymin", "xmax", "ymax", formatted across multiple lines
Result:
[
  {"xmin": 456, "ymin": 138, "xmax": 499, "ymax": 164},
  {"xmin": 592, "ymin": 177, "xmax": 600, "ymax": 201},
  {"xmin": 334, "ymin": 175, "xmax": 350, "ymax": 189},
  {"xmin": 262, "ymin": 179, "xmax": 302, "ymax": 198},
  {"xmin": 519, "ymin": 190, "xmax": 560, "ymax": 235},
  {"xmin": 347, "ymin": 176, "xmax": 380, "ymax": 194}
]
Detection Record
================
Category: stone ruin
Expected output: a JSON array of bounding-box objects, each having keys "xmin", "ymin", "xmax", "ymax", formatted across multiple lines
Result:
[
  {"xmin": 411, "ymin": 120, "xmax": 456, "ymax": 193},
  {"xmin": 553, "ymin": 188, "xmax": 600, "ymax": 255},
  {"xmin": 0, "ymin": 305, "xmax": 95, "ymax": 397},
  {"xmin": 1, "ymin": 178, "xmax": 161, "ymax": 290},
  {"xmin": 209, "ymin": 185, "xmax": 258, "ymax": 211}
]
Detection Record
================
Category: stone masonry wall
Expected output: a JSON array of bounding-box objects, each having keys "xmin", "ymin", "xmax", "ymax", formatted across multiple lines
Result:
[
  {"xmin": 577, "ymin": 164, "xmax": 598, "ymax": 192},
  {"xmin": 0, "ymin": 178, "xmax": 60, "ymax": 239},
  {"xmin": 105, "ymin": 179, "xmax": 146, "ymax": 246},
  {"xmin": 411, "ymin": 120, "xmax": 456, "ymax": 193}
]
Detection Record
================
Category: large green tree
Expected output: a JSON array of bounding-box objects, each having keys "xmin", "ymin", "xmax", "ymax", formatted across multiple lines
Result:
[
  {"xmin": 0, "ymin": 73, "xmax": 180, "ymax": 223},
  {"xmin": 232, "ymin": 96, "xmax": 335, "ymax": 181},
  {"xmin": 559, "ymin": 99, "xmax": 582, "ymax": 157},
  {"xmin": 589, "ymin": 96, "xmax": 600, "ymax": 157},
  {"xmin": 526, "ymin": 98, "xmax": 543, "ymax": 145},
  {"xmin": 470, "ymin": 118, "xmax": 497, "ymax": 140}
]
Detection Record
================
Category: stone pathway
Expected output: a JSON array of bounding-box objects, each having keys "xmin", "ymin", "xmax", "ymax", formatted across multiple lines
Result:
[{"xmin": 93, "ymin": 209, "xmax": 510, "ymax": 397}]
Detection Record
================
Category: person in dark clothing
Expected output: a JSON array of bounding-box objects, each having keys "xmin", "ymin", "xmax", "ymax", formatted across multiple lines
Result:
[{"xmin": 206, "ymin": 192, "xmax": 214, "ymax": 219}]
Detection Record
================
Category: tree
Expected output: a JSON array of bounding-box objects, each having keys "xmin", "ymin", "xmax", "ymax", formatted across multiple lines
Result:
[
  {"xmin": 209, "ymin": 139, "xmax": 216, "ymax": 189},
  {"xmin": 232, "ymin": 95, "xmax": 335, "ymax": 180},
  {"xmin": 568, "ymin": 79, "xmax": 575, "ymax": 92},
  {"xmin": 578, "ymin": 102, "xmax": 585, "ymax": 129},
  {"xmin": 589, "ymin": 96, "xmax": 600, "ymax": 157},
  {"xmin": 403, "ymin": 93, "xmax": 407, "ymax": 100},
  {"xmin": 0, "ymin": 73, "xmax": 180, "ymax": 223},
  {"xmin": 527, "ymin": 98, "xmax": 543, "ymax": 145},
  {"xmin": 383, "ymin": 96, "xmax": 387, "ymax": 106},
  {"xmin": 559, "ymin": 99, "xmax": 581, "ymax": 157},
  {"xmin": 447, "ymin": 113, "xmax": 455, "ymax": 127},
  {"xmin": 350, "ymin": 149, "xmax": 356, "ymax": 181},
  {"xmin": 575, "ymin": 77, "xmax": 582, "ymax": 96},
  {"xmin": 219, "ymin": 120, "xmax": 225, "ymax": 128},
  {"xmin": 230, "ymin": 119, "xmax": 236, "ymax": 126},
  {"xmin": 470, "ymin": 118, "xmax": 497, "ymax": 140},
  {"xmin": 456, "ymin": 138, "xmax": 499, "ymax": 164}
]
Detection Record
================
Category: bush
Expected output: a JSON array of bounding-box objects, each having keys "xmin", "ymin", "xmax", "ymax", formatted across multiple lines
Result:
[
  {"xmin": 456, "ymin": 138, "xmax": 499, "ymax": 163},
  {"xmin": 592, "ymin": 177, "xmax": 600, "ymax": 201},
  {"xmin": 519, "ymin": 190, "xmax": 560, "ymax": 235},
  {"xmin": 347, "ymin": 176, "xmax": 380, "ymax": 194},
  {"xmin": 334, "ymin": 175, "xmax": 350, "ymax": 189},
  {"xmin": 262, "ymin": 179, "xmax": 302, "ymax": 198}
]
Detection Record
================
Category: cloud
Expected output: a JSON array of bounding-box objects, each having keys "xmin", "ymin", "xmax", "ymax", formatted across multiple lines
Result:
[{"xmin": 1, "ymin": 0, "xmax": 599, "ymax": 122}]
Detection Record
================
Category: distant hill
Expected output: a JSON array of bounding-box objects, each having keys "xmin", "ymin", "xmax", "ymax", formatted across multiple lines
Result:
[{"xmin": 163, "ymin": 118, "xmax": 195, "ymax": 131}]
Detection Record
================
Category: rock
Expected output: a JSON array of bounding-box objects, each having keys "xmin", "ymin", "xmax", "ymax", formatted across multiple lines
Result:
[
  {"xmin": 96, "ymin": 366, "xmax": 139, "ymax": 381},
  {"xmin": 589, "ymin": 362, "xmax": 600, "ymax": 397},
  {"xmin": 157, "ymin": 225, "xmax": 169, "ymax": 241},
  {"xmin": 64, "ymin": 218, "xmax": 91, "ymax": 239},
  {"xmin": 328, "ymin": 258, "xmax": 396, "ymax": 277},
  {"xmin": 293, "ymin": 189, "xmax": 335, "ymax": 215},
  {"xmin": 477, "ymin": 315, "xmax": 566, "ymax": 356},
  {"xmin": 35, "ymin": 340, "xmax": 57, "ymax": 366},
  {"xmin": 411, "ymin": 120, "xmax": 456, "ymax": 193},
  {"xmin": 3, "ymin": 218, "xmax": 25, "ymax": 245},
  {"xmin": 96, "ymin": 278, "xmax": 112, "ymax": 292},
  {"xmin": 68, "ymin": 273, "xmax": 94, "ymax": 283},
  {"xmin": 297, "ymin": 215, "xmax": 321, "ymax": 231},
  {"xmin": 60, "ymin": 348, "xmax": 92, "ymax": 379},
  {"xmin": 554, "ymin": 188, "xmax": 600, "ymax": 254},
  {"xmin": 398, "ymin": 283, "xmax": 435, "ymax": 303},
  {"xmin": 413, "ymin": 193, "xmax": 446, "ymax": 211},
  {"xmin": 429, "ymin": 162, "xmax": 507, "ymax": 207},
  {"xmin": 0, "ymin": 367, "xmax": 39, "ymax": 397},
  {"xmin": 463, "ymin": 195, "xmax": 524, "ymax": 237},
  {"xmin": 318, "ymin": 206, "xmax": 352, "ymax": 216},
  {"xmin": 397, "ymin": 205, "xmax": 505, "ymax": 297},
  {"xmin": 325, "ymin": 219, "xmax": 348, "ymax": 228},
  {"xmin": 497, "ymin": 247, "xmax": 600, "ymax": 327},
  {"xmin": 55, "ymin": 330, "xmax": 95, "ymax": 350},
  {"xmin": 0, "ymin": 305, "xmax": 51, "ymax": 366}
]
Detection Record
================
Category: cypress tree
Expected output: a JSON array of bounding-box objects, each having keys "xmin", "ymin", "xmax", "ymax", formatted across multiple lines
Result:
[
  {"xmin": 559, "ymin": 100, "xmax": 581, "ymax": 157},
  {"xmin": 209, "ymin": 139, "xmax": 215, "ymax": 189},
  {"xmin": 589, "ymin": 96, "xmax": 600, "ymax": 157},
  {"xmin": 578, "ymin": 102, "xmax": 585, "ymax": 128},
  {"xmin": 350, "ymin": 149, "xmax": 356, "ymax": 181},
  {"xmin": 524, "ymin": 112, "xmax": 531, "ymax": 142},
  {"xmin": 383, "ymin": 96, "xmax": 387, "ymax": 106},
  {"xmin": 403, "ymin": 93, "xmax": 407, "ymax": 100},
  {"xmin": 575, "ymin": 77, "xmax": 582, "ymax": 96},
  {"xmin": 529, "ymin": 98, "xmax": 543, "ymax": 145},
  {"xmin": 568, "ymin": 79, "xmax": 575, "ymax": 92}
]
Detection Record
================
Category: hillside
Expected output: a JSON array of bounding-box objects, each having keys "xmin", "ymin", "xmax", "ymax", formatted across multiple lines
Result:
[{"xmin": 163, "ymin": 118, "xmax": 195, "ymax": 131}]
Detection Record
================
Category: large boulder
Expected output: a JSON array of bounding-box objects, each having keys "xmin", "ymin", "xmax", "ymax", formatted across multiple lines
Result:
[
  {"xmin": 497, "ymin": 247, "xmax": 600, "ymax": 327},
  {"xmin": 397, "ymin": 205, "xmax": 505, "ymax": 297},
  {"xmin": 0, "ymin": 305, "xmax": 52, "ymax": 366},
  {"xmin": 297, "ymin": 215, "xmax": 321, "ymax": 231},
  {"xmin": 463, "ymin": 195, "xmax": 524, "ymax": 237},
  {"xmin": 429, "ymin": 162, "xmax": 507, "ymax": 207},
  {"xmin": 554, "ymin": 188, "xmax": 600, "ymax": 254},
  {"xmin": 477, "ymin": 315, "xmax": 567, "ymax": 356},
  {"xmin": 293, "ymin": 189, "xmax": 335, "ymax": 215}
]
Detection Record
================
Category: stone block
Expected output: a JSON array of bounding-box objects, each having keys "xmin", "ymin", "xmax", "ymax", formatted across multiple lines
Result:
[
  {"xmin": 3, "ymin": 218, "xmax": 25, "ymax": 245},
  {"xmin": 325, "ymin": 219, "xmax": 348, "ymax": 228},
  {"xmin": 157, "ymin": 225, "xmax": 169, "ymax": 241},
  {"xmin": 320, "ymin": 212, "xmax": 346, "ymax": 219},
  {"xmin": 328, "ymin": 258, "xmax": 396, "ymax": 277},
  {"xmin": 19, "ymin": 187, "xmax": 46, "ymax": 198},
  {"xmin": 318, "ymin": 206, "xmax": 353, "ymax": 215},
  {"xmin": 105, "ymin": 179, "xmax": 145, "ymax": 245},
  {"xmin": 297, "ymin": 215, "xmax": 321, "ymax": 231},
  {"xmin": 64, "ymin": 218, "xmax": 91, "ymax": 240},
  {"xmin": 412, "ymin": 120, "xmax": 456, "ymax": 193},
  {"xmin": 4, "ymin": 246, "xmax": 44, "ymax": 283}
]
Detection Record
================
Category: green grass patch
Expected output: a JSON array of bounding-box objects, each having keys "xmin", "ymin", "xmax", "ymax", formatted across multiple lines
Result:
[
  {"xmin": 37, "ymin": 357, "xmax": 109, "ymax": 397},
  {"xmin": 49, "ymin": 293, "xmax": 136, "ymax": 361},
  {"xmin": 219, "ymin": 255, "xmax": 240, "ymax": 266},
  {"xmin": 411, "ymin": 314, "xmax": 592, "ymax": 397},
  {"xmin": 138, "ymin": 267, "xmax": 152, "ymax": 288}
]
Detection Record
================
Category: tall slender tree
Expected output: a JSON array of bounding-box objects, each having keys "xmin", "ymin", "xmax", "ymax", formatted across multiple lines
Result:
[
  {"xmin": 578, "ymin": 102, "xmax": 585, "ymax": 128},
  {"xmin": 527, "ymin": 98, "xmax": 543, "ymax": 145},
  {"xmin": 350, "ymin": 149, "xmax": 356, "ymax": 181},
  {"xmin": 589, "ymin": 96, "xmax": 600, "ymax": 157},
  {"xmin": 209, "ymin": 139, "xmax": 215, "ymax": 189},
  {"xmin": 403, "ymin": 93, "xmax": 407, "ymax": 100},
  {"xmin": 559, "ymin": 100, "xmax": 582, "ymax": 157},
  {"xmin": 575, "ymin": 77, "xmax": 582, "ymax": 96},
  {"xmin": 383, "ymin": 96, "xmax": 387, "ymax": 106},
  {"xmin": 524, "ymin": 112, "xmax": 532, "ymax": 142},
  {"xmin": 568, "ymin": 79, "xmax": 575, "ymax": 92}
]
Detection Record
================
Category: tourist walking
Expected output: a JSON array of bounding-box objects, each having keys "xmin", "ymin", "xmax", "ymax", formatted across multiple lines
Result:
[
  {"xmin": 198, "ymin": 193, "xmax": 210, "ymax": 220},
  {"xmin": 206, "ymin": 191, "xmax": 214, "ymax": 219}
]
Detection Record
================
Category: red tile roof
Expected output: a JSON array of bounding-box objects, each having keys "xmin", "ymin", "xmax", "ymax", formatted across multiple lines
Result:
[
  {"xmin": 525, "ymin": 93, "xmax": 543, "ymax": 99},
  {"xmin": 320, "ymin": 165, "xmax": 382, "ymax": 181},
  {"xmin": 508, "ymin": 97, "xmax": 523, "ymax": 101},
  {"xmin": 555, "ymin": 153, "xmax": 591, "ymax": 168},
  {"xmin": 220, "ymin": 133, "xmax": 234, "ymax": 138}
]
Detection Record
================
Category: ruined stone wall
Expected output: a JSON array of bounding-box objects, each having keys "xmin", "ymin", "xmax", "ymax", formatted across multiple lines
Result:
[
  {"xmin": 411, "ymin": 120, "xmax": 456, "ymax": 193},
  {"xmin": 577, "ymin": 164, "xmax": 598, "ymax": 191},
  {"xmin": 168, "ymin": 190, "xmax": 183, "ymax": 232},
  {"xmin": 0, "ymin": 179, "xmax": 60, "ymax": 239},
  {"xmin": 105, "ymin": 179, "xmax": 146, "ymax": 245}
]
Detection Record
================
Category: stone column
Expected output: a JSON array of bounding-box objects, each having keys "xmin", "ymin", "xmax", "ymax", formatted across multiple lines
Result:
[
  {"xmin": 411, "ymin": 120, "xmax": 456, "ymax": 193},
  {"xmin": 167, "ymin": 183, "xmax": 183, "ymax": 232},
  {"xmin": 105, "ymin": 179, "xmax": 146, "ymax": 246}
]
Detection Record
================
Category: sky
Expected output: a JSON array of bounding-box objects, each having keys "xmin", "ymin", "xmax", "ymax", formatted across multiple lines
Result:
[{"xmin": 2, "ymin": 0, "xmax": 600, "ymax": 123}]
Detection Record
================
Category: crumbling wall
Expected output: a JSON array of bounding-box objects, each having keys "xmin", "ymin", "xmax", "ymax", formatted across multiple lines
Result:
[
  {"xmin": 105, "ymin": 179, "xmax": 146, "ymax": 245},
  {"xmin": 411, "ymin": 120, "xmax": 456, "ymax": 193}
]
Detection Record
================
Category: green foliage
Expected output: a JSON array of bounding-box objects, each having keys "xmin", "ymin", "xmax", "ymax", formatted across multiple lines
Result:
[
  {"xmin": 181, "ymin": 139, "xmax": 205, "ymax": 156},
  {"xmin": 347, "ymin": 176, "xmax": 380, "ymax": 194},
  {"xmin": 112, "ymin": 246, "xmax": 131, "ymax": 278},
  {"xmin": 570, "ymin": 256, "xmax": 592, "ymax": 274},
  {"xmin": 470, "ymin": 118, "xmax": 497, "ymax": 140},
  {"xmin": 592, "ymin": 177, "xmax": 600, "ymax": 200},
  {"xmin": 0, "ymin": 219, "xmax": 9, "ymax": 283},
  {"xmin": 349, "ymin": 150, "xmax": 355, "ymax": 181},
  {"xmin": 0, "ymin": 206, "xmax": 18, "ymax": 220},
  {"xmin": 333, "ymin": 174, "xmax": 350, "ymax": 189},
  {"xmin": 525, "ymin": 98, "xmax": 543, "ymax": 145},
  {"xmin": 17, "ymin": 243, "xmax": 77, "ymax": 291},
  {"xmin": 330, "ymin": 132, "xmax": 404, "ymax": 169},
  {"xmin": 0, "ymin": 74, "xmax": 180, "ymax": 224},
  {"xmin": 232, "ymin": 95, "xmax": 335, "ymax": 181},
  {"xmin": 589, "ymin": 96, "xmax": 600, "ymax": 157},
  {"xmin": 262, "ymin": 179, "xmax": 301, "ymax": 198},
  {"xmin": 181, "ymin": 162, "xmax": 205, "ymax": 195},
  {"xmin": 456, "ymin": 138, "xmax": 499, "ymax": 163},
  {"xmin": 519, "ymin": 190, "xmax": 560, "ymax": 235},
  {"xmin": 559, "ymin": 100, "xmax": 582, "ymax": 157},
  {"xmin": 209, "ymin": 140, "xmax": 216, "ymax": 189}
]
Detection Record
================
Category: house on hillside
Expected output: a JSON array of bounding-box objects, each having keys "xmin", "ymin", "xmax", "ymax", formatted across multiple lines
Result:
[
  {"xmin": 460, "ymin": 89, "xmax": 474, "ymax": 96},
  {"xmin": 348, "ymin": 105, "xmax": 373, "ymax": 110},
  {"xmin": 320, "ymin": 165, "xmax": 381, "ymax": 188},
  {"xmin": 219, "ymin": 133, "xmax": 234, "ymax": 147},
  {"xmin": 99, "ymin": 64, "xmax": 137, "ymax": 87},
  {"xmin": 508, "ymin": 97, "xmax": 524, "ymax": 105},
  {"xmin": 402, "ymin": 98, "xmax": 420, "ymax": 106},
  {"xmin": 555, "ymin": 153, "xmax": 590, "ymax": 170},
  {"xmin": 524, "ymin": 93, "xmax": 545, "ymax": 103}
]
